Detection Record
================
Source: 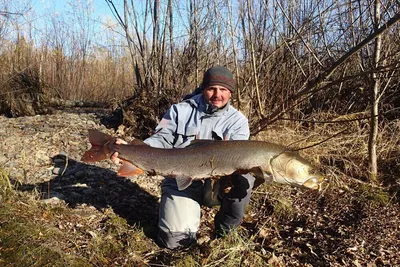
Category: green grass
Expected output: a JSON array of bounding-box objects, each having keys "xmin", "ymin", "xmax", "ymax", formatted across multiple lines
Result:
[
  {"xmin": 201, "ymin": 230, "xmax": 267, "ymax": 267},
  {"xmin": 358, "ymin": 183, "xmax": 392, "ymax": 206},
  {"xmin": 0, "ymin": 168, "xmax": 13, "ymax": 200}
]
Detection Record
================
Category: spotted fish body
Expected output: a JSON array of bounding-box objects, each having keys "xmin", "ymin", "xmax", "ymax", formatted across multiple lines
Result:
[{"xmin": 82, "ymin": 130, "xmax": 326, "ymax": 191}]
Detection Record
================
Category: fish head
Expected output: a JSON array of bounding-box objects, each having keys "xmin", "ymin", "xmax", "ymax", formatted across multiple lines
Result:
[{"xmin": 269, "ymin": 152, "xmax": 326, "ymax": 190}]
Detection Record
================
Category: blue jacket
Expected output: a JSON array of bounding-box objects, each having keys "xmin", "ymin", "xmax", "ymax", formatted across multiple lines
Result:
[{"xmin": 144, "ymin": 94, "xmax": 250, "ymax": 148}]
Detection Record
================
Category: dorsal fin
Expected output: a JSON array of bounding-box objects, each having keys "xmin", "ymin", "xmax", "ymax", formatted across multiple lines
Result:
[
  {"xmin": 130, "ymin": 139, "xmax": 147, "ymax": 146},
  {"xmin": 186, "ymin": 139, "xmax": 218, "ymax": 148}
]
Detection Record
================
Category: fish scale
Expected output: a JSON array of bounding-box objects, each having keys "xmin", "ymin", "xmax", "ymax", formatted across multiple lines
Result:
[{"xmin": 82, "ymin": 130, "xmax": 326, "ymax": 191}]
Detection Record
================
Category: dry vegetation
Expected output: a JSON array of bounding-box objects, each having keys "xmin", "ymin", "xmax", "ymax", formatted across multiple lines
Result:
[
  {"xmin": 1, "ymin": 0, "xmax": 400, "ymax": 266},
  {"xmin": 0, "ymin": 120, "xmax": 399, "ymax": 266}
]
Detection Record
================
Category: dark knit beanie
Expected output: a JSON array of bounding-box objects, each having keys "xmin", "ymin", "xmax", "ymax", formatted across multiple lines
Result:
[{"xmin": 201, "ymin": 66, "xmax": 234, "ymax": 92}]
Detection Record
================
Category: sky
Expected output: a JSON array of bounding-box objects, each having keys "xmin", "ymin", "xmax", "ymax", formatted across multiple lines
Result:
[
  {"xmin": 31, "ymin": 0, "xmax": 115, "ymax": 28},
  {"xmin": 34, "ymin": 0, "xmax": 111, "ymax": 17},
  {"xmin": 6, "ymin": 0, "xmax": 232, "ymax": 54},
  {"xmin": 21, "ymin": 0, "xmax": 190, "ymax": 49},
  {"xmin": 17, "ymin": 0, "xmax": 124, "ymax": 49}
]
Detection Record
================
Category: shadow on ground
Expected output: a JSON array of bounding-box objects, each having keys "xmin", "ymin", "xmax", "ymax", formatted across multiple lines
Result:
[{"xmin": 16, "ymin": 154, "xmax": 160, "ymax": 240}]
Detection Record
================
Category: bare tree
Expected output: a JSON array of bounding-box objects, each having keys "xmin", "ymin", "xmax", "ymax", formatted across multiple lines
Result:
[
  {"xmin": 251, "ymin": 6, "xmax": 400, "ymax": 135},
  {"xmin": 368, "ymin": 0, "xmax": 382, "ymax": 182},
  {"xmin": 227, "ymin": 1, "xmax": 242, "ymax": 110}
]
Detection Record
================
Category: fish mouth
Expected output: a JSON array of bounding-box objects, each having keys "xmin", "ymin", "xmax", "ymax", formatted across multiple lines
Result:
[{"xmin": 302, "ymin": 176, "xmax": 327, "ymax": 191}]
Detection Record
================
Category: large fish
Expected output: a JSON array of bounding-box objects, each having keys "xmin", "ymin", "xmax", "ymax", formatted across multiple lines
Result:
[{"xmin": 81, "ymin": 130, "xmax": 326, "ymax": 191}]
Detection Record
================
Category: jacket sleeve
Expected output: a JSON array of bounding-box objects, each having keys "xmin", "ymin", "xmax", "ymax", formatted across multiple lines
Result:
[{"xmin": 144, "ymin": 105, "xmax": 179, "ymax": 148}]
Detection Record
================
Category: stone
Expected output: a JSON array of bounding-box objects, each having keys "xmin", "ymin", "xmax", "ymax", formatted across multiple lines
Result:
[{"xmin": 0, "ymin": 155, "xmax": 8, "ymax": 164}]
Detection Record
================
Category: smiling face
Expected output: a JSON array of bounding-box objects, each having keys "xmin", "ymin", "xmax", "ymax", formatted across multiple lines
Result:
[{"xmin": 202, "ymin": 85, "xmax": 232, "ymax": 108}]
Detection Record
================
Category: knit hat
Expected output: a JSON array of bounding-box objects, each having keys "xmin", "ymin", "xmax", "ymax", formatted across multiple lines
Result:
[{"xmin": 201, "ymin": 66, "xmax": 234, "ymax": 92}]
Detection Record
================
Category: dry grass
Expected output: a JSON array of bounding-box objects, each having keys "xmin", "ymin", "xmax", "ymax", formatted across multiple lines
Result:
[
  {"xmin": 0, "ymin": 41, "xmax": 135, "ymax": 114},
  {"xmin": 0, "ymin": 171, "xmax": 158, "ymax": 266},
  {"xmin": 1, "ymin": 6, "xmax": 399, "ymax": 265},
  {"xmin": 1, "ymin": 34, "xmax": 398, "ymax": 267},
  {"xmin": 1, "ymin": 169, "xmax": 270, "ymax": 266},
  {"xmin": 1, "ymin": 113, "xmax": 399, "ymax": 266},
  {"xmin": 254, "ymin": 112, "xmax": 400, "ymax": 188},
  {"xmin": 0, "ymin": 68, "xmax": 51, "ymax": 117}
]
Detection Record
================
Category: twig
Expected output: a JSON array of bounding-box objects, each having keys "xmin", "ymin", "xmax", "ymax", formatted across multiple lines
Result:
[{"xmin": 290, "ymin": 128, "xmax": 350, "ymax": 152}]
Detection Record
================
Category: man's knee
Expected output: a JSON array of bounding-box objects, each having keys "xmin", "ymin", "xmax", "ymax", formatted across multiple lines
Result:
[
  {"xmin": 214, "ymin": 173, "xmax": 255, "ymax": 236},
  {"xmin": 157, "ymin": 178, "xmax": 202, "ymax": 249},
  {"xmin": 157, "ymin": 228, "xmax": 197, "ymax": 249}
]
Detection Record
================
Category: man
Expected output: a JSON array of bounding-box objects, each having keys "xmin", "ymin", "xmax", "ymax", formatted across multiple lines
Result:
[{"xmin": 112, "ymin": 66, "xmax": 255, "ymax": 249}]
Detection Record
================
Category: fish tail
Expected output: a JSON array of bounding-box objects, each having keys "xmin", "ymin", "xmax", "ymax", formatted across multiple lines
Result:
[{"xmin": 81, "ymin": 130, "xmax": 115, "ymax": 162}]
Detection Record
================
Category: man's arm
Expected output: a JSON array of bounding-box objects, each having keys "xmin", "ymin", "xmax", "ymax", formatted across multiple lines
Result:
[
  {"xmin": 144, "ymin": 105, "xmax": 179, "ymax": 148},
  {"xmin": 111, "ymin": 105, "xmax": 179, "ymax": 164}
]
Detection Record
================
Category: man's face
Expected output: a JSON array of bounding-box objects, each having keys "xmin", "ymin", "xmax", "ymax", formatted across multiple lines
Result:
[{"xmin": 202, "ymin": 85, "xmax": 232, "ymax": 108}]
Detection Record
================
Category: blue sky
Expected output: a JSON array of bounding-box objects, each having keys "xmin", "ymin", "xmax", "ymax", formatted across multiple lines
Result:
[
  {"xmin": 9, "ymin": 0, "xmax": 232, "ymax": 53},
  {"xmin": 22, "ymin": 0, "xmax": 121, "ymax": 48},
  {"xmin": 33, "ymin": 0, "xmax": 111, "ymax": 17}
]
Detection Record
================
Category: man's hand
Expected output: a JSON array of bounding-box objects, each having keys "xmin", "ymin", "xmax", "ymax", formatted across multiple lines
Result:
[{"xmin": 110, "ymin": 138, "xmax": 128, "ymax": 165}]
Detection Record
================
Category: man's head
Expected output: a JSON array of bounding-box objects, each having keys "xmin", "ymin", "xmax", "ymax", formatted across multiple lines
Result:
[{"xmin": 201, "ymin": 66, "xmax": 234, "ymax": 108}]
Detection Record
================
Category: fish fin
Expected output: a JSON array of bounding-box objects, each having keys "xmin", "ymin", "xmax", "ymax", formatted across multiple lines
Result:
[
  {"xmin": 249, "ymin": 166, "xmax": 270, "ymax": 189},
  {"xmin": 249, "ymin": 167, "xmax": 264, "ymax": 180},
  {"xmin": 81, "ymin": 130, "xmax": 115, "ymax": 162},
  {"xmin": 211, "ymin": 179, "xmax": 217, "ymax": 200},
  {"xmin": 176, "ymin": 176, "xmax": 193, "ymax": 191},
  {"xmin": 186, "ymin": 139, "xmax": 217, "ymax": 148},
  {"xmin": 81, "ymin": 146, "xmax": 108, "ymax": 162},
  {"xmin": 88, "ymin": 129, "xmax": 115, "ymax": 146},
  {"xmin": 117, "ymin": 160, "xmax": 144, "ymax": 176}
]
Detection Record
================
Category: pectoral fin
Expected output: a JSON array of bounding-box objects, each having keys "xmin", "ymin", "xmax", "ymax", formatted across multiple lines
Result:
[
  {"xmin": 117, "ymin": 160, "xmax": 144, "ymax": 176},
  {"xmin": 249, "ymin": 166, "xmax": 271, "ymax": 189},
  {"xmin": 176, "ymin": 176, "xmax": 193, "ymax": 191}
]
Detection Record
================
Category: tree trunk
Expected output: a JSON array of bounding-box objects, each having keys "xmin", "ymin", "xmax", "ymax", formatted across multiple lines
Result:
[
  {"xmin": 368, "ymin": 0, "xmax": 381, "ymax": 183},
  {"xmin": 227, "ymin": 1, "xmax": 241, "ymax": 110}
]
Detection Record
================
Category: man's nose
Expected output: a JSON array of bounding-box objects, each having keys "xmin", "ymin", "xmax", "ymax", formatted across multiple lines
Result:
[{"xmin": 213, "ymin": 89, "xmax": 221, "ymax": 97}]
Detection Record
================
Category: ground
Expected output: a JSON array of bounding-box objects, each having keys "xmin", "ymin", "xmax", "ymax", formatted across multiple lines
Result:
[{"xmin": 0, "ymin": 109, "xmax": 399, "ymax": 266}]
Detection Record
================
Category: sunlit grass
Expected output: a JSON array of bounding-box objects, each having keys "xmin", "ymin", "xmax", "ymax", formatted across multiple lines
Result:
[{"xmin": 0, "ymin": 170, "xmax": 157, "ymax": 266}]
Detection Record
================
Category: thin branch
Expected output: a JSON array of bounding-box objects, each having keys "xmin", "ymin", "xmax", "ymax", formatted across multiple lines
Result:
[
  {"xmin": 275, "ymin": 0, "xmax": 323, "ymax": 67},
  {"xmin": 251, "ymin": 12, "xmax": 400, "ymax": 136},
  {"xmin": 289, "ymin": 128, "xmax": 350, "ymax": 152},
  {"xmin": 279, "ymin": 107, "xmax": 399, "ymax": 124},
  {"xmin": 0, "ymin": 11, "xmax": 23, "ymax": 16}
]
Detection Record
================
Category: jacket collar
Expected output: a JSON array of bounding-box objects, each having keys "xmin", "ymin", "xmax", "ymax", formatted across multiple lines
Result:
[{"xmin": 185, "ymin": 94, "xmax": 230, "ymax": 116}]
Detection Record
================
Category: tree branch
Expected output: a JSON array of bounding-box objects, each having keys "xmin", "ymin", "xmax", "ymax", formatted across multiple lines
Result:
[{"xmin": 251, "ymin": 12, "xmax": 400, "ymax": 136}]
